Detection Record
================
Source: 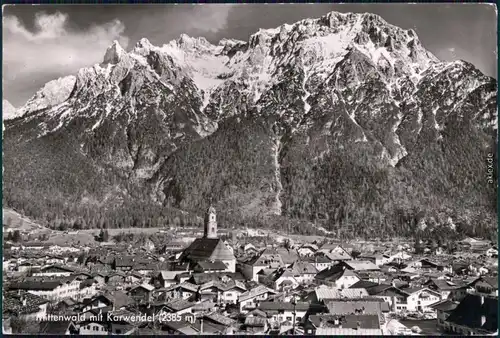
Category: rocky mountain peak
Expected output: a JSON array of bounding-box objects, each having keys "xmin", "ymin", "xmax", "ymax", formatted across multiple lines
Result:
[
  {"xmin": 136, "ymin": 37, "xmax": 153, "ymax": 49},
  {"xmin": 2, "ymin": 99, "xmax": 20, "ymax": 120},
  {"xmin": 133, "ymin": 37, "xmax": 155, "ymax": 54},
  {"xmin": 218, "ymin": 38, "xmax": 247, "ymax": 49},
  {"xmin": 177, "ymin": 34, "xmax": 212, "ymax": 50},
  {"xmin": 103, "ymin": 40, "xmax": 127, "ymax": 64}
]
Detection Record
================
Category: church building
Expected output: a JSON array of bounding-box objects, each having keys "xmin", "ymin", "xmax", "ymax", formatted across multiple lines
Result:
[{"xmin": 179, "ymin": 206, "xmax": 236, "ymax": 273}]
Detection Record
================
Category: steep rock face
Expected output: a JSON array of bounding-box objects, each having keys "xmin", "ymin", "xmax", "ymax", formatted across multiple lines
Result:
[
  {"xmin": 18, "ymin": 76, "xmax": 76, "ymax": 118},
  {"xmin": 2, "ymin": 100, "xmax": 20, "ymax": 120},
  {"xmin": 3, "ymin": 11, "xmax": 497, "ymax": 237}
]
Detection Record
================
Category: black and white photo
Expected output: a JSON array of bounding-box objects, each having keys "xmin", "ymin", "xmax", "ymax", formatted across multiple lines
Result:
[{"xmin": 2, "ymin": 3, "xmax": 498, "ymax": 335}]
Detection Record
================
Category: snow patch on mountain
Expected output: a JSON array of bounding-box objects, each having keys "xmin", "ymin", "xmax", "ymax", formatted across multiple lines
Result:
[
  {"xmin": 2, "ymin": 100, "xmax": 21, "ymax": 120},
  {"xmin": 158, "ymin": 35, "xmax": 233, "ymax": 109},
  {"xmin": 20, "ymin": 76, "xmax": 76, "ymax": 115},
  {"xmin": 271, "ymin": 135, "xmax": 283, "ymax": 216},
  {"xmin": 389, "ymin": 111, "xmax": 408, "ymax": 166}
]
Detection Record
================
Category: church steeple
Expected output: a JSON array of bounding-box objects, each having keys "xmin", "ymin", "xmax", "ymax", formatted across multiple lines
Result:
[{"xmin": 204, "ymin": 205, "xmax": 217, "ymax": 239}]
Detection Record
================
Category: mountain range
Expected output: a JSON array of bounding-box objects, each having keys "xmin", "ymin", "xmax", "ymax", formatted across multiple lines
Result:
[{"xmin": 3, "ymin": 11, "xmax": 497, "ymax": 239}]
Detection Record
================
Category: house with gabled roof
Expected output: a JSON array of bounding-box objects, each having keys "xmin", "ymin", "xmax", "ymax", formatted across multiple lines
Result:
[
  {"xmin": 304, "ymin": 313, "xmax": 381, "ymax": 335},
  {"xmin": 33, "ymin": 265, "xmax": 74, "ymax": 277},
  {"xmin": 78, "ymin": 320, "xmax": 109, "ymax": 335},
  {"xmin": 444, "ymin": 294, "xmax": 498, "ymax": 335},
  {"xmin": 468, "ymin": 276, "xmax": 498, "ymax": 296},
  {"xmin": 80, "ymin": 291, "xmax": 134, "ymax": 312},
  {"xmin": 197, "ymin": 281, "xmax": 221, "ymax": 302},
  {"xmin": 429, "ymin": 299, "xmax": 459, "ymax": 330},
  {"xmin": 276, "ymin": 248, "xmax": 300, "ymax": 267},
  {"xmin": 242, "ymin": 243, "xmax": 258, "ymax": 254},
  {"xmin": 399, "ymin": 287, "xmax": 441, "ymax": 312},
  {"xmin": 77, "ymin": 278, "xmax": 99, "ymax": 301},
  {"xmin": 92, "ymin": 272, "xmax": 107, "ymax": 285},
  {"xmin": 325, "ymin": 298, "xmax": 389, "ymax": 319},
  {"xmin": 217, "ymin": 280, "xmax": 247, "ymax": 304},
  {"xmin": 125, "ymin": 271, "xmax": 144, "ymax": 285},
  {"xmin": 304, "ymin": 285, "xmax": 369, "ymax": 305},
  {"xmin": 105, "ymin": 272, "xmax": 127, "ymax": 285},
  {"xmin": 306, "ymin": 255, "xmax": 334, "ymax": 272},
  {"xmin": 239, "ymin": 248, "xmax": 284, "ymax": 282},
  {"xmin": 159, "ymin": 314, "xmax": 199, "ymax": 335},
  {"xmin": 134, "ymin": 261, "xmax": 169, "ymax": 276},
  {"xmin": 127, "ymin": 283, "xmax": 155, "ymax": 303},
  {"xmin": 258, "ymin": 301, "xmax": 309, "ymax": 324},
  {"xmin": 3, "ymin": 291, "xmax": 49, "ymax": 321},
  {"xmin": 339, "ymin": 260, "xmax": 380, "ymax": 272},
  {"xmin": 54, "ymin": 297, "xmax": 78, "ymax": 314},
  {"xmin": 359, "ymin": 254, "xmax": 391, "ymax": 266},
  {"xmin": 152, "ymin": 270, "xmax": 184, "ymax": 288},
  {"xmin": 193, "ymin": 260, "xmax": 228, "ymax": 273},
  {"xmin": 8, "ymin": 276, "xmax": 81, "ymax": 301},
  {"xmin": 202, "ymin": 312, "xmax": 237, "ymax": 333},
  {"xmin": 161, "ymin": 299, "xmax": 196, "ymax": 315},
  {"xmin": 113, "ymin": 256, "xmax": 135, "ymax": 272},
  {"xmin": 45, "ymin": 255, "xmax": 67, "ymax": 265},
  {"xmin": 423, "ymin": 278, "xmax": 468, "ymax": 301},
  {"xmin": 187, "ymin": 271, "xmax": 245, "ymax": 285},
  {"xmin": 318, "ymin": 244, "xmax": 351, "ymax": 256},
  {"xmin": 263, "ymin": 268, "xmax": 300, "ymax": 291},
  {"xmin": 315, "ymin": 265, "xmax": 361, "ymax": 289},
  {"xmin": 297, "ymin": 243, "xmax": 318, "ymax": 257},
  {"xmin": 243, "ymin": 316, "xmax": 268, "ymax": 334},
  {"xmin": 360, "ymin": 283, "xmax": 409, "ymax": 312},
  {"xmin": 419, "ymin": 258, "xmax": 452, "ymax": 273},
  {"xmin": 289, "ymin": 260, "xmax": 318, "ymax": 284},
  {"xmin": 389, "ymin": 251, "xmax": 412, "ymax": 264},
  {"xmin": 161, "ymin": 241, "xmax": 186, "ymax": 254},
  {"xmin": 238, "ymin": 285, "xmax": 277, "ymax": 313},
  {"xmin": 162, "ymin": 282, "xmax": 199, "ymax": 301},
  {"xmin": 38, "ymin": 320, "xmax": 79, "ymax": 335}
]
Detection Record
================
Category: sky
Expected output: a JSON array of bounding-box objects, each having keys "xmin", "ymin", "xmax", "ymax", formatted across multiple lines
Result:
[{"xmin": 2, "ymin": 3, "xmax": 497, "ymax": 107}]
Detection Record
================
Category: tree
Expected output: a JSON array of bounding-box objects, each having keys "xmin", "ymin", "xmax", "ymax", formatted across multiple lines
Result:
[
  {"xmin": 5, "ymin": 231, "xmax": 13, "ymax": 241},
  {"xmin": 414, "ymin": 238, "xmax": 424, "ymax": 254},
  {"xmin": 37, "ymin": 233, "xmax": 49, "ymax": 241},
  {"xmin": 283, "ymin": 239, "xmax": 291, "ymax": 250},
  {"xmin": 351, "ymin": 250, "xmax": 361, "ymax": 259},
  {"xmin": 98, "ymin": 229, "xmax": 109, "ymax": 242},
  {"xmin": 102, "ymin": 230, "xmax": 110, "ymax": 242},
  {"xmin": 77, "ymin": 253, "xmax": 87, "ymax": 265},
  {"xmin": 12, "ymin": 230, "xmax": 21, "ymax": 243}
]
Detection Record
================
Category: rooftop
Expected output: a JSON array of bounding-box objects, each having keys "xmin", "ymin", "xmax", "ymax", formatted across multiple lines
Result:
[
  {"xmin": 258, "ymin": 301, "xmax": 310, "ymax": 312},
  {"xmin": 446, "ymin": 294, "xmax": 498, "ymax": 333},
  {"xmin": 165, "ymin": 299, "xmax": 195, "ymax": 311},
  {"xmin": 180, "ymin": 238, "xmax": 235, "ymax": 262}
]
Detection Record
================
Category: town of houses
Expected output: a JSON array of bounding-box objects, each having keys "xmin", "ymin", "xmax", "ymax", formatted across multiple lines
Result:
[{"xmin": 2, "ymin": 206, "xmax": 498, "ymax": 335}]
